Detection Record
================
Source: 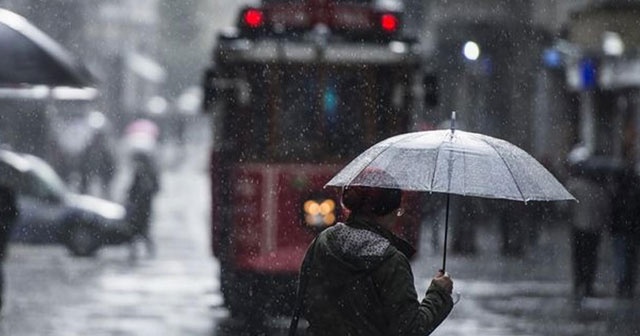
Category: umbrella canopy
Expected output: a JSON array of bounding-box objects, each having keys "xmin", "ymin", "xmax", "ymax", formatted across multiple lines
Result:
[
  {"xmin": 0, "ymin": 8, "xmax": 94, "ymax": 88},
  {"xmin": 326, "ymin": 129, "xmax": 575, "ymax": 202},
  {"xmin": 326, "ymin": 116, "xmax": 575, "ymax": 272},
  {"xmin": 326, "ymin": 126, "xmax": 574, "ymax": 271}
]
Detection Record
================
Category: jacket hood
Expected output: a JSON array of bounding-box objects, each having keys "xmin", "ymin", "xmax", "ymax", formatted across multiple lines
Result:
[
  {"xmin": 317, "ymin": 215, "xmax": 415, "ymax": 273},
  {"xmin": 321, "ymin": 222, "xmax": 391, "ymax": 272}
]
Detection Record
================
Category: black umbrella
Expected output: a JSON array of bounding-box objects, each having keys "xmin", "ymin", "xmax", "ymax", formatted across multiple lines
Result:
[{"xmin": 0, "ymin": 8, "xmax": 94, "ymax": 88}]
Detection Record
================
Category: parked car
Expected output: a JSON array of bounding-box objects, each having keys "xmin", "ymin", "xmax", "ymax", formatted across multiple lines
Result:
[{"xmin": 0, "ymin": 148, "xmax": 131, "ymax": 256}]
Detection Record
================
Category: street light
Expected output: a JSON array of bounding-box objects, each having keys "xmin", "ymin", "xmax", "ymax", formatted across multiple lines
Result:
[
  {"xmin": 460, "ymin": 40, "xmax": 485, "ymax": 134},
  {"xmin": 463, "ymin": 41, "xmax": 480, "ymax": 61},
  {"xmin": 602, "ymin": 31, "xmax": 624, "ymax": 56}
]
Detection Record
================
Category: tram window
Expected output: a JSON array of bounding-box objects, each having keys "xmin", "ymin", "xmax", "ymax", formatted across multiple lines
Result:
[
  {"xmin": 222, "ymin": 66, "xmax": 270, "ymax": 162},
  {"xmin": 250, "ymin": 68, "xmax": 271, "ymax": 159},
  {"xmin": 328, "ymin": 72, "xmax": 367, "ymax": 159},
  {"xmin": 274, "ymin": 67, "xmax": 318, "ymax": 161},
  {"xmin": 229, "ymin": 65, "xmax": 409, "ymax": 163}
]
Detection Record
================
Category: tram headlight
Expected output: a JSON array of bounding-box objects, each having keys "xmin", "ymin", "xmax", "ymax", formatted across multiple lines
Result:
[{"xmin": 303, "ymin": 199, "xmax": 336, "ymax": 228}]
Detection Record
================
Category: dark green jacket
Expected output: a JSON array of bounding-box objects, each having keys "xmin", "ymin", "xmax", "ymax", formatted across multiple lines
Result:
[{"xmin": 303, "ymin": 216, "xmax": 453, "ymax": 336}]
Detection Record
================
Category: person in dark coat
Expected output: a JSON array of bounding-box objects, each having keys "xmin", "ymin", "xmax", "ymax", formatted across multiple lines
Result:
[
  {"xmin": 610, "ymin": 166, "xmax": 640, "ymax": 298},
  {"xmin": 566, "ymin": 174, "xmax": 610, "ymax": 299},
  {"xmin": 566, "ymin": 145, "xmax": 616, "ymax": 299},
  {"xmin": 126, "ymin": 151, "xmax": 160, "ymax": 258},
  {"xmin": 79, "ymin": 130, "xmax": 116, "ymax": 198},
  {"xmin": 299, "ymin": 183, "xmax": 454, "ymax": 335},
  {"xmin": 0, "ymin": 185, "xmax": 18, "ymax": 311}
]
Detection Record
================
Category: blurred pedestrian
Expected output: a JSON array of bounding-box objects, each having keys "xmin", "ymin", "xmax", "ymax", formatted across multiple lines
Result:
[
  {"xmin": 450, "ymin": 196, "xmax": 478, "ymax": 255},
  {"xmin": 610, "ymin": 167, "xmax": 640, "ymax": 299},
  {"xmin": 419, "ymin": 193, "xmax": 444, "ymax": 254},
  {"xmin": 0, "ymin": 185, "xmax": 18, "ymax": 311},
  {"xmin": 79, "ymin": 130, "xmax": 116, "ymax": 198},
  {"xmin": 292, "ymin": 180, "xmax": 454, "ymax": 335},
  {"xmin": 124, "ymin": 118, "xmax": 160, "ymax": 154},
  {"xmin": 126, "ymin": 151, "xmax": 160, "ymax": 259},
  {"xmin": 566, "ymin": 146, "xmax": 613, "ymax": 299},
  {"xmin": 53, "ymin": 111, "xmax": 94, "ymax": 185},
  {"xmin": 496, "ymin": 200, "xmax": 527, "ymax": 257}
]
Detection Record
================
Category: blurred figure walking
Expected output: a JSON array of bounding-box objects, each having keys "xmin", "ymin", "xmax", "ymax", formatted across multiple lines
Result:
[
  {"xmin": 610, "ymin": 158, "xmax": 640, "ymax": 298},
  {"xmin": 79, "ymin": 130, "xmax": 116, "ymax": 198},
  {"xmin": 496, "ymin": 201, "xmax": 528, "ymax": 257},
  {"xmin": 0, "ymin": 185, "xmax": 18, "ymax": 311},
  {"xmin": 126, "ymin": 151, "xmax": 160, "ymax": 259},
  {"xmin": 566, "ymin": 146, "xmax": 612, "ymax": 299}
]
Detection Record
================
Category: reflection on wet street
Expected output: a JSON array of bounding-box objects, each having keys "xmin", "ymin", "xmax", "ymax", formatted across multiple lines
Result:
[
  {"xmin": 0, "ymin": 139, "xmax": 638, "ymax": 335},
  {"xmin": 0, "ymin": 137, "xmax": 304, "ymax": 336},
  {"xmin": 213, "ymin": 316, "xmax": 303, "ymax": 336},
  {"xmin": 414, "ymin": 205, "xmax": 640, "ymax": 336},
  {"xmin": 2, "ymin": 140, "xmax": 220, "ymax": 336}
]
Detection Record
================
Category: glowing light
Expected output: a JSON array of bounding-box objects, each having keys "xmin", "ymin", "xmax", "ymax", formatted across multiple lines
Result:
[
  {"xmin": 304, "ymin": 200, "xmax": 320, "ymax": 215},
  {"xmin": 463, "ymin": 41, "xmax": 480, "ymax": 61},
  {"xmin": 303, "ymin": 199, "xmax": 337, "ymax": 227},
  {"xmin": 380, "ymin": 14, "xmax": 398, "ymax": 32},
  {"xmin": 323, "ymin": 213, "xmax": 336, "ymax": 225},
  {"xmin": 320, "ymin": 199, "xmax": 335, "ymax": 215},
  {"xmin": 244, "ymin": 9, "xmax": 264, "ymax": 28},
  {"xmin": 602, "ymin": 31, "xmax": 624, "ymax": 56}
]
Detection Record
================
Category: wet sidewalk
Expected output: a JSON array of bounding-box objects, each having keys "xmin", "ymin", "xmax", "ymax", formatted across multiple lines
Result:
[{"xmin": 412, "ymin": 215, "xmax": 640, "ymax": 336}]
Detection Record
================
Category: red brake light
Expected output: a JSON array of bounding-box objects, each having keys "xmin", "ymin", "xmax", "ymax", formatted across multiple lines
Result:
[
  {"xmin": 243, "ymin": 9, "xmax": 264, "ymax": 28},
  {"xmin": 380, "ymin": 13, "xmax": 399, "ymax": 32}
]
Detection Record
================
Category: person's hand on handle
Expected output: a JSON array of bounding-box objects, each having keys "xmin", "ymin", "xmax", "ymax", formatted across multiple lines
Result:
[{"xmin": 433, "ymin": 270, "xmax": 453, "ymax": 294}]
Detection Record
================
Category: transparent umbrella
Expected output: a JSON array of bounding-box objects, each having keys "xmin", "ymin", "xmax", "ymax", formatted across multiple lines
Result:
[{"xmin": 326, "ymin": 113, "xmax": 575, "ymax": 270}]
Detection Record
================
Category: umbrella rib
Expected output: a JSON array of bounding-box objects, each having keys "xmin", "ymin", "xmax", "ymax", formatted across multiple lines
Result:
[
  {"xmin": 345, "ymin": 132, "xmax": 424, "ymax": 187},
  {"xmin": 481, "ymin": 137, "xmax": 526, "ymax": 201},
  {"xmin": 429, "ymin": 132, "xmax": 449, "ymax": 191}
]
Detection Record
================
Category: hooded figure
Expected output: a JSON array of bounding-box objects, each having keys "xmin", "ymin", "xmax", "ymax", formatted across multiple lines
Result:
[
  {"xmin": 126, "ymin": 151, "xmax": 160, "ymax": 258},
  {"xmin": 300, "ymin": 171, "xmax": 453, "ymax": 336},
  {"xmin": 565, "ymin": 145, "xmax": 613, "ymax": 299}
]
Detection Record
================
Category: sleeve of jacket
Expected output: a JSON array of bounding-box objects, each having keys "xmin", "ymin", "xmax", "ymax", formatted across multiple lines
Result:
[{"xmin": 373, "ymin": 250, "xmax": 453, "ymax": 335}]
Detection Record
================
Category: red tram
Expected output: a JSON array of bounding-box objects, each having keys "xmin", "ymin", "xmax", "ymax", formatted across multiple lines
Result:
[{"xmin": 202, "ymin": 0, "xmax": 431, "ymax": 316}]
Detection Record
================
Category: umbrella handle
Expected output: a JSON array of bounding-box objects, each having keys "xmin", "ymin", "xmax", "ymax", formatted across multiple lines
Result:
[
  {"xmin": 450, "ymin": 111, "xmax": 456, "ymax": 134},
  {"xmin": 441, "ymin": 193, "xmax": 450, "ymax": 272}
]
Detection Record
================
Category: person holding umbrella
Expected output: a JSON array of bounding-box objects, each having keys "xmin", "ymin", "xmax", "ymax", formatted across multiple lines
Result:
[
  {"xmin": 295, "ymin": 113, "xmax": 575, "ymax": 334},
  {"xmin": 291, "ymin": 171, "xmax": 454, "ymax": 336}
]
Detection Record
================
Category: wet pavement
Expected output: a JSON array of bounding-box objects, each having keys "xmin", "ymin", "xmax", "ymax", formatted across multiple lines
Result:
[
  {"xmin": 414, "ymin": 209, "xmax": 640, "ymax": 336},
  {"xmin": 0, "ymin": 130, "xmax": 638, "ymax": 335},
  {"xmin": 2, "ymin": 134, "xmax": 223, "ymax": 335}
]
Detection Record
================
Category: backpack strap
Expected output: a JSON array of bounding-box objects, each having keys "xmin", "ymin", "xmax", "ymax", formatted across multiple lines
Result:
[{"xmin": 288, "ymin": 238, "xmax": 318, "ymax": 336}]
